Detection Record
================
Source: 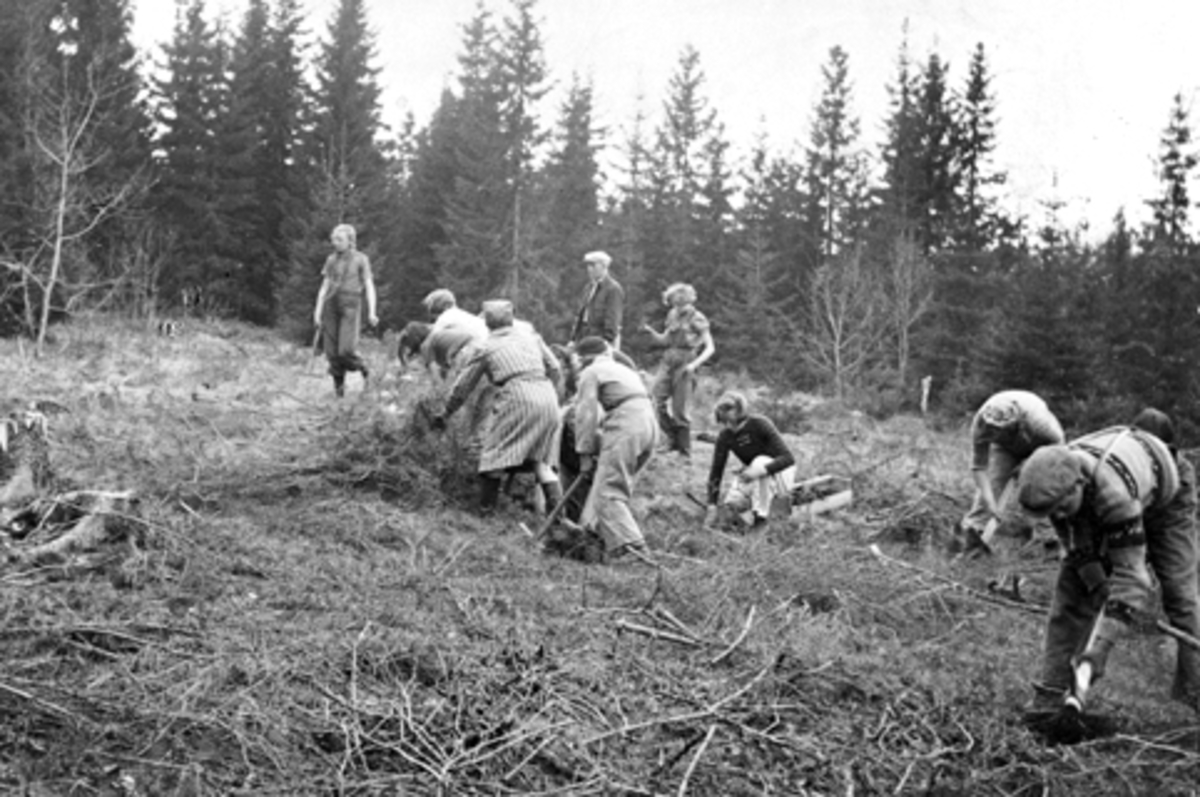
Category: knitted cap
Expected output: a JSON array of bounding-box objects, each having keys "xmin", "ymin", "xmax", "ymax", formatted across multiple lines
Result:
[{"xmin": 1017, "ymin": 445, "xmax": 1085, "ymax": 515}]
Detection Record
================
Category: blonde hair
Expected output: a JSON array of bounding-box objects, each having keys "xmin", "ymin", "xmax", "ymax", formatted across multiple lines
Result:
[
  {"xmin": 331, "ymin": 223, "xmax": 357, "ymax": 249},
  {"xmin": 662, "ymin": 282, "xmax": 696, "ymax": 306}
]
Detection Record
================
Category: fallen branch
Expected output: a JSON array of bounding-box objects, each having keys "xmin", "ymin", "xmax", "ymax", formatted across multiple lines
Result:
[
  {"xmin": 868, "ymin": 544, "xmax": 1046, "ymax": 616},
  {"xmin": 710, "ymin": 605, "xmax": 756, "ymax": 666},
  {"xmin": 616, "ymin": 618, "xmax": 705, "ymax": 648},
  {"xmin": 677, "ymin": 724, "xmax": 718, "ymax": 796}
]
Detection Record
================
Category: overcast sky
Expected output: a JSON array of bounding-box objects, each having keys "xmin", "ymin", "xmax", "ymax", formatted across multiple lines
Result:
[{"xmin": 131, "ymin": 0, "xmax": 1200, "ymax": 240}]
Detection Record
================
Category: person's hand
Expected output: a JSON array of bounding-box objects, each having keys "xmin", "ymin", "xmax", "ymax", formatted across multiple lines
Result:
[
  {"xmin": 580, "ymin": 454, "xmax": 595, "ymax": 473},
  {"xmin": 368, "ymin": 312, "xmax": 379, "ymax": 327},
  {"xmin": 741, "ymin": 462, "xmax": 767, "ymax": 481},
  {"xmin": 703, "ymin": 506, "xmax": 719, "ymax": 529},
  {"xmin": 313, "ymin": 312, "xmax": 322, "ymax": 327}
]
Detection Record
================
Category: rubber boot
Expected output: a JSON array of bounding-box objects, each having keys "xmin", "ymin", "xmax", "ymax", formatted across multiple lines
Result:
[
  {"xmin": 478, "ymin": 475, "xmax": 501, "ymax": 515},
  {"xmin": 674, "ymin": 425, "xmax": 691, "ymax": 458}
]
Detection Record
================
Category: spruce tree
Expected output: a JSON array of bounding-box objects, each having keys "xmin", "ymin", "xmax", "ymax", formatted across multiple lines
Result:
[
  {"xmin": 543, "ymin": 74, "xmax": 603, "ymax": 340},
  {"xmin": 645, "ymin": 45, "xmax": 733, "ymax": 309},
  {"xmin": 226, "ymin": 0, "xmax": 308, "ymax": 325},
  {"xmin": 436, "ymin": 3, "xmax": 510, "ymax": 306},
  {"xmin": 151, "ymin": 0, "xmax": 233, "ymax": 311},
  {"xmin": 952, "ymin": 43, "xmax": 1006, "ymax": 251},
  {"xmin": 805, "ymin": 46, "xmax": 868, "ymax": 261}
]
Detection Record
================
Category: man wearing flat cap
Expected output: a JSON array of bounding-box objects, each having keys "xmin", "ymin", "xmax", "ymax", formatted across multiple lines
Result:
[
  {"xmin": 571, "ymin": 251, "xmax": 624, "ymax": 348},
  {"xmin": 1016, "ymin": 424, "xmax": 1189, "ymax": 720}
]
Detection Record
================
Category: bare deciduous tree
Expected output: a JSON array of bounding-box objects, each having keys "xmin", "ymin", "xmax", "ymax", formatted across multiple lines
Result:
[
  {"xmin": 797, "ymin": 248, "xmax": 888, "ymax": 400},
  {"xmin": 21, "ymin": 28, "xmax": 141, "ymax": 354},
  {"xmin": 884, "ymin": 233, "xmax": 934, "ymax": 387}
]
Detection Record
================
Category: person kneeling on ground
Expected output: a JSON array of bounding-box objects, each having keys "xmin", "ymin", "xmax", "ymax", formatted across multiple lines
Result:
[
  {"xmin": 704, "ymin": 391, "xmax": 796, "ymax": 531},
  {"xmin": 555, "ymin": 336, "xmax": 657, "ymax": 562},
  {"xmin": 432, "ymin": 300, "xmax": 563, "ymax": 516}
]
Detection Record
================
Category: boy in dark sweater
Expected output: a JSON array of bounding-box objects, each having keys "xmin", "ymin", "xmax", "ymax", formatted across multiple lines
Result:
[{"xmin": 705, "ymin": 391, "xmax": 796, "ymax": 529}]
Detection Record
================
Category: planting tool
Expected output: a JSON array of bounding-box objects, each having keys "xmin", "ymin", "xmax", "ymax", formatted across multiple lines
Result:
[
  {"xmin": 1107, "ymin": 599, "xmax": 1200, "ymax": 652},
  {"xmin": 529, "ymin": 473, "xmax": 589, "ymax": 541}
]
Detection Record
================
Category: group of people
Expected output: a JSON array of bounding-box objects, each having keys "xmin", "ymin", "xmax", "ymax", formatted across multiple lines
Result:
[
  {"xmin": 308, "ymin": 224, "xmax": 1199, "ymax": 724},
  {"xmin": 961, "ymin": 389, "xmax": 1200, "ymax": 722},
  {"xmin": 311, "ymin": 226, "xmax": 797, "ymax": 561}
]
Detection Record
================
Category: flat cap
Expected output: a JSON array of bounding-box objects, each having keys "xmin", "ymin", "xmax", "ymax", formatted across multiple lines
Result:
[{"xmin": 583, "ymin": 251, "xmax": 612, "ymax": 266}]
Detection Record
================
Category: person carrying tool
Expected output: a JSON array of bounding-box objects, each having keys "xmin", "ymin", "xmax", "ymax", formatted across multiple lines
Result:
[
  {"xmin": 1015, "ymin": 424, "xmax": 1188, "ymax": 723},
  {"xmin": 959, "ymin": 389, "xmax": 1064, "ymax": 556},
  {"xmin": 703, "ymin": 391, "xmax": 797, "ymax": 531},
  {"xmin": 567, "ymin": 336, "xmax": 657, "ymax": 561}
]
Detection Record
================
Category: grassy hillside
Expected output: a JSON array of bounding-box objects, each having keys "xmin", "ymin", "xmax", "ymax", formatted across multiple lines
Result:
[{"xmin": 2, "ymin": 316, "xmax": 1197, "ymax": 795}]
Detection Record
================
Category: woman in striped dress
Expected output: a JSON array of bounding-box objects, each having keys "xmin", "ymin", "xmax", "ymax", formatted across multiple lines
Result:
[{"xmin": 435, "ymin": 300, "xmax": 564, "ymax": 515}]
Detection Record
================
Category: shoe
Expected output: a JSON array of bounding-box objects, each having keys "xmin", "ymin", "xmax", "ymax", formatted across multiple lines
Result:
[
  {"xmin": 961, "ymin": 526, "xmax": 992, "ymax": 558},
  {"xmin": 609, "ymin": 541, "xmax": 653, "ymax": 563},
  {"xmin": 750, "ymin": 514, "xmax": 768, "ymax": 530}
]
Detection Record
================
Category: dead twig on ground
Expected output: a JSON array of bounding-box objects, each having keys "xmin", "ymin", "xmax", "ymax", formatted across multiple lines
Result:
[{"xmin": 710, "ymin": 604, "xmax": 756, "ymax": 665}]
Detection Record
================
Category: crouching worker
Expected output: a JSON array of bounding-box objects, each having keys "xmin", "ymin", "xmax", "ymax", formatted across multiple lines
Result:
[
  {"xmin": 554, "ymin": 336, "xmax": 657, "ymax": 562},
  {"xmin": 1016, "ymin": 425, "xmax": 1182, "ymax": 725},
  {"xmin": 432, "ymin": 300, "xmax": 563, "ymax": 516},
  {"xmin": 960, "ymin": 390, "xmax": 1064, "ymax": 555},
  {"xmin": 704, "ymin": 391, "xmax": 796, "ymax": 531}
]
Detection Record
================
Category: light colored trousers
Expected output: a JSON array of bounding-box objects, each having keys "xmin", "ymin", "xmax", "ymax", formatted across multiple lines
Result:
[
  {"xmin": 723, "ymin": 455, "xmax": 796, "ymax": 519},
  {"xmin": 581, "ymin": 401, "xmax": 658, "ymax": 551}
]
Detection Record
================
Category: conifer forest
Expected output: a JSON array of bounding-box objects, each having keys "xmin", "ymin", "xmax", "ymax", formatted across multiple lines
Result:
[{"xmin": 3, "ymin": 0, "xmax": 1199, "ymax": 432}]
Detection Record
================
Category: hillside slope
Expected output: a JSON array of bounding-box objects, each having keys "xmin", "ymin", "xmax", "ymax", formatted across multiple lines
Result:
[{"xmin": 2, "ymin": 317, "xmax": 1197, "ymax": 795}]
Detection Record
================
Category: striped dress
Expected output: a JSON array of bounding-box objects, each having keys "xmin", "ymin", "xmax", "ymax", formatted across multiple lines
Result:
[{"xmin": 444, "ymin": 327, "xmax": 562, "ymax": 473}]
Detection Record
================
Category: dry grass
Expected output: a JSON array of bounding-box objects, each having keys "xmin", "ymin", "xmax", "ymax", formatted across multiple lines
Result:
[{"xmin": 1, "ymin": 314, "xmax": 1198, "ymax": 795}]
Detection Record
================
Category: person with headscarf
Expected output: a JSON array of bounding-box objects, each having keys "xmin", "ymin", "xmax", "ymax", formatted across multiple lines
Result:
[
  {"xmin": 642, "ymin": 282, "xmax": 715, "ymax": 458},
  {"xmin": 704, "ymin": 391, "xmax": 797, "ymax": 531},
  {"xmin": 313, "ymin": 223, "xmax": 378, "ymax": 397},
  {"xmin": 433, "ymin": 300, "xmax": 563, "ymax": 515},
  {"xmin": 1130, "ymin": 408, "xmax": 1200, "ymax": 712},
  {"xmin": 566, "ymin": 336, "xmax": 657, "ymax": 561},
  {"xmin": 960, "ymin": 390, "xmax": 1064, "ymax": 553},
  {"xmin": 1015, "ymin": 425, "xmax": 1182, "ymax": 721}
]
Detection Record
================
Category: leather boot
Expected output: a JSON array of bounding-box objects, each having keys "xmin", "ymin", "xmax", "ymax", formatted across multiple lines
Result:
[
  {"xmin": 478, "ymin": 475, "xmax": 501, "ymax": 515},
  {"xmin": 333, "ymin": 375, "xmax": 345, "ymax": 398}
]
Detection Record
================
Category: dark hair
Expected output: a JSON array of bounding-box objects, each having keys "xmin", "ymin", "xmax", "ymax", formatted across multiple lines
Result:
[
  {"xmin": 396, "ymin": 321, "xmax": 432, "ymax": 366},
  {"xmin": 1132, "ymin": 407, "xmax": 1176, "ymax": 447}
]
